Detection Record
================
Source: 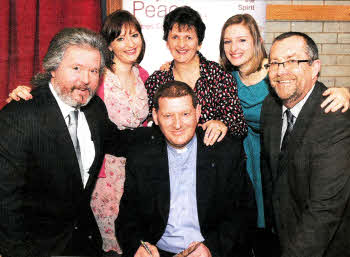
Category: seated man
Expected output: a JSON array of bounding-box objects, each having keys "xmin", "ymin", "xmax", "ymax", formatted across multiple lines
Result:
[{"xmin": 116, "ymin": 80, "xmax": 257, "ymax": 257}]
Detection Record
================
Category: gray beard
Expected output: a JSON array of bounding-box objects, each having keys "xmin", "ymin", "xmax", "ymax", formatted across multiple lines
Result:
[{"xmin": 53, "ymin": 84, "xmax": 95, "ymax": 108}]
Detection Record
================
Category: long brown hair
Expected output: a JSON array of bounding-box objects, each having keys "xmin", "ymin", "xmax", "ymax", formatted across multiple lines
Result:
[{"xmin": 219, "ymin": 14, "xmax": 267, "ymax": 75}]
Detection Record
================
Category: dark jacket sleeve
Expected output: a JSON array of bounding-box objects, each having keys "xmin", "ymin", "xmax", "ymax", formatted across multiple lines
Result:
[
  {"xmin": 202, "ymin": 136, "xmax": 257, "ymax": 257},
  {"xmin": 260, "ymin": 98, "xmax": 275, "ymax": 231},
  {"xmin": 115, "ymin": 159, "xmax": 145, "ymax": 256},
  {"xmin": 115, "ymin": 128, "xmax": 159, "ymax": 256},
  {"xmin": 0, "ymin": 102, "xmax": 40, "ymax": 257},
  {"xmin": 90, "ymin": 95, "xmax": 131, "ymax": 157}
]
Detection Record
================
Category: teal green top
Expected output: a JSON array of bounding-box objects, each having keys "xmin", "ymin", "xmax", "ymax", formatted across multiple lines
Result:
[{"xmin": 233, "ymin": 71, "xmax": 269, "ymax": 228}]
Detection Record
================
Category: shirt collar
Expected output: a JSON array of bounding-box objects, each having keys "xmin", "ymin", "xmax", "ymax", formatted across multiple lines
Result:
[
  {"xmin": 282, "ymin": 84, "xmax": 316, "ymax": 120},
  {"xmin": 49, "ymin": 82, "xmax": 76, "ymax": 119}
]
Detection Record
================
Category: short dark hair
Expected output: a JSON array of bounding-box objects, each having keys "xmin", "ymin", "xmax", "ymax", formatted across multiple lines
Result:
[
  {"xmin": 271, "ymin": 32, "xmax": 319, "ymax": 62},
  {"xmin": 153, "ymin": 80, "xmax": 198, "ymax": 111},
  {"xmin": 219, "ymin": 14, "xmax": 267, "ymax": 74},
  {"xmin": 163, "ymin": 6, "xmax": 206, "ymax": 45},
  {"xmin": 101, "ymin": 10, "xmax": 146, "ymax": 70},
  {"xmin": 31, "ymin": 27, "xmax": 108, "ymax": 87}
]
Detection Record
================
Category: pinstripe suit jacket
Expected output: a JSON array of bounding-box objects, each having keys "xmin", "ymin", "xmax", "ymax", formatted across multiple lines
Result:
[{"xmin": 0, "ymin": 85, "xmax": 122, "ymax": 257}]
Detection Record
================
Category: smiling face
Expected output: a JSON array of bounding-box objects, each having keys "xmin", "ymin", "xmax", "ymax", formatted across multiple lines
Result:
[
  {"xmin": 269, "ymin": 36, "xmax": 320, "ymax": 108},
  {"xmin": 152, "ymin": 95, "xmax": 201, "ymax": 149},
  {"xmin": 50, "ymin": 45, "xmax": 101, "ymax": 108},
  {"xmin": 166, "ymin": 23, "xmax": 201, "ymax": 65},
  {"xmin": 108, "ymin": 24, "xmax": 142, "ymax": 66},
  {"xmin": 223, "ymin": 23, "xmax": 255, "ymax": 72}
]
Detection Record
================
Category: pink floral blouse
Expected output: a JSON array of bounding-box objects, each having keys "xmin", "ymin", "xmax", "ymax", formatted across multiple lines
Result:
[{"xmin": 91, "ymin": 66, "xmax": 149, "ymax": 253}]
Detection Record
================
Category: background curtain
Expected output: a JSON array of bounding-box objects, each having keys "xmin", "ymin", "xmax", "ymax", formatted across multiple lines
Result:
[{"xmin": 0, "ymin": 0, "xmax": 102, "ymax": 109}]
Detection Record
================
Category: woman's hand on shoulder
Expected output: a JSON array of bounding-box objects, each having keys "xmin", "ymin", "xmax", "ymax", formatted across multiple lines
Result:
[
  {"xmin": 159, "ymin": 61, "xmax": 171, "ymax": 71},
  {"xmin": 321, "ymin": 87, "xmax": 350, "ymax": 113},
  {"xmin": 199, "ymin": 120, "xmax": 228, "ymax": 146},
  {"xmin": 6, "ymin": 85, "xmax": 32, "ymax": 103}
]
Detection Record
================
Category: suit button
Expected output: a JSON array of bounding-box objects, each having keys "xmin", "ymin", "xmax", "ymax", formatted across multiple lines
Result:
[
  {"xmin": 74, "ymin": 226, "xmax": 78, "ymax": 230},
  {"xmin": 88, "ymin": 235, "xmax": 92, "ymax": 239}
]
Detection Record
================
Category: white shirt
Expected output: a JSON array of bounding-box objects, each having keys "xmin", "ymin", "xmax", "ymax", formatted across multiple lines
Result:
[
  {"xmin": 281, "ymin": 84, "xmax": 316, "ymax": 148},
  {"xmin": 49, "ymin": 83, "xmax": 95, "ymax": 187}
]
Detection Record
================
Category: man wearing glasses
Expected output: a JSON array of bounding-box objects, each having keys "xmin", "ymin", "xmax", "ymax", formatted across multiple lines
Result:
[{"xmin": 261, "ymin": 32, "xmax": 350, "ymax": 257}]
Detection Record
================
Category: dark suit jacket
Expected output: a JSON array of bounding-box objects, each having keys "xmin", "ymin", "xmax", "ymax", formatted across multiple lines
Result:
[
  {"xmin": 261, "ymin": 81, "xmax": 350, "ymax": 257},
  {"xmin": 0, "ymin": 86, "xmax": 122, "ymax": 257},
  {"xmin": 116, "ymin": 128, "xmax": 257, "ymax": 257}
]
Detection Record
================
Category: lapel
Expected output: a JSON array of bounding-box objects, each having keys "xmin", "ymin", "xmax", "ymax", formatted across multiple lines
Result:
[
  {"xmin": 266, "ymin": 97, "xmax": 283, "ymax": 182},
  {"xmin": 147, "ymin": 130, "xmax": 171, "ymax": 226},
  {"xmin": 38, "ymin": 86, "xmax": 84, "ymax": 191},
  {"xmin": 196, "ymin": 130, "xmax": 217, "ymax": 225},
  {"xmin": 157, "ymin": 143, "xmax": 171, "ymax": 226},
  {"xmin": 275, "ymin": 82, "xmax": 323, "ymax": 181}
]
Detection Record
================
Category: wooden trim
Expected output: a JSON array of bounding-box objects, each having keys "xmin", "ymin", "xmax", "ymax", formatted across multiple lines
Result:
[
  {"xmin": 106, "ymin": 0, "xmax": 122, "ymax": 15},
  {"xmin": 267, "ymin": 5, "xmax": 350, "ymax": 21}
]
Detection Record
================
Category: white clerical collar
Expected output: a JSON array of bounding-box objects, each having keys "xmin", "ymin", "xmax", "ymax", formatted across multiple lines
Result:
[{"xmin": 167, "ymin": 134, "xmax": 197, "ymax": 154}]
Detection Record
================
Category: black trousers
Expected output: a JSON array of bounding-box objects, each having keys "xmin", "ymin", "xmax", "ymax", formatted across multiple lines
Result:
[{"xmin": 252, "ymin": 228, "xmax": 281, "ymax": 257}]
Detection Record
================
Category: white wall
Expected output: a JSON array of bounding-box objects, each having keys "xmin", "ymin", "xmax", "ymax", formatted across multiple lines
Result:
[{"xmin": 123, "ymin": 0, "xmax": 266, "ymax": 73}]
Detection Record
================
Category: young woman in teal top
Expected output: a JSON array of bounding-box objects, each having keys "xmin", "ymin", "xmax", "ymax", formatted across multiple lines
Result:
[{"xmin": 219, "ymin": 14, "xmax": 350, "ymax": 229}]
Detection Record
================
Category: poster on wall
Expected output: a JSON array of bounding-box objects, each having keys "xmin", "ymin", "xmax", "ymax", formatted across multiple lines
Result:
[{"xmin": 123, "ymin": 0, "xmax": 266, "ymax": 73}]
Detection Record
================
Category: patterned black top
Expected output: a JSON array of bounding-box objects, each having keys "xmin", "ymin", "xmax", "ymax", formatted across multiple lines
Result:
[{"xmin": 145, "ymin": 52, "xmax": 248, "ymax": 137}]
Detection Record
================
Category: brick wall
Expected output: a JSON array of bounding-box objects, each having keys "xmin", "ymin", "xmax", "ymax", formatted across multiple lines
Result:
[{"xmin": 265, "ymin": 0, "xmax": 350, "ymax": 88}]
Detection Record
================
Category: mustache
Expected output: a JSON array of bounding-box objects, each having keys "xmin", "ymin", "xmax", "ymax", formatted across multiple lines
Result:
[{"xmin": 71, "ymin": 85, "xmax": 93, "ymax": 95}]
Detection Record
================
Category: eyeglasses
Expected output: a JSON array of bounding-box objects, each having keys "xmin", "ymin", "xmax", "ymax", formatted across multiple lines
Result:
[{"xmin": 264, "ymin": 59, "xmax": 311, "ymax": 70}]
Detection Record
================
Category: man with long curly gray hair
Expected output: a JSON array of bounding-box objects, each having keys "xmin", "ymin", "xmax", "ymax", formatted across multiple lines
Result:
[{"xmin": 0, "ymin": 27, "xmax": 123, "ymax": 257}]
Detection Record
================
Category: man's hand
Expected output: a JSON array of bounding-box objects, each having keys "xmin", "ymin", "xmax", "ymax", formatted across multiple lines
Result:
[
  {"xmin": 199, "ymin": 120, "xmax": 228, "ymax": 146},
  {"xmin": 134, "ymin": 242, "xmax": 160, "ymax": 257},
  {"xmin": 187, "ymin": 242, "xmax": 212, "ymax": 257},
  {"xmin": 321, "ymin": 87, "xmax": 350, "ymax": 113},
  {"xmin": 6, "ymin": 85, "xmax": 32, "ymax": 103}
]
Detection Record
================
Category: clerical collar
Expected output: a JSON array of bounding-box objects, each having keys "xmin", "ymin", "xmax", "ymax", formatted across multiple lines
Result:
[{"xmin": 167, "ymin": 134, "xmax": 197, "ymax": 154}]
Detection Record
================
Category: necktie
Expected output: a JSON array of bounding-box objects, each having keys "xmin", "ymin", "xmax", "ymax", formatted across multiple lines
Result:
[
  {"xmin": 67, "ymin": 110, "xmax": 84, "ymax": 184},
  {"xmin": 281, "ymin": 109, "xmax": 295, "ymax": 152},
  {"xmin": 277, "ymin": 109, "xmax": 295, "ymax": 178}
]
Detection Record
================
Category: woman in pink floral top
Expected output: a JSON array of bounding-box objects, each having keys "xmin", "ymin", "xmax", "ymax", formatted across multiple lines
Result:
[{"xmin": 90, "ymin": 10, "xmax": 149, "ymax": 255}]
